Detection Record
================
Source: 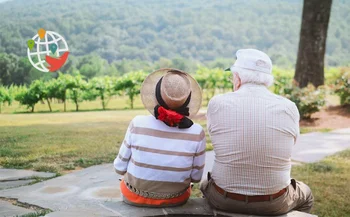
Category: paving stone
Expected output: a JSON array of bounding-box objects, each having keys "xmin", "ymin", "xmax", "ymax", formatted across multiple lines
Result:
[
  {"xmin": 0, "ymin": 179, "xmax": 34, "ymax": 190},
  {"xmin": 44, "ymin": 207, "xmax": 118, "ymax": 217},
  {"xmin": 0, "ymin": 164, "xmax": 122, "ymax": 215},
  {"xmin": 0, "ymin": 200, "xmax": 35, "ymax": 217},
  {"xmin": 331, "ymin": 128, "xmax": 350, "ymax": 134},
  {"xmin": 0, "ymin": 169, "xmax": 56, "ymax": 181},
  {"xmin": 215, "ymin": 209, "xmax": 317, "ymax": 217},
  {"xmin": 103, "ymin": 198, "xmax": 213, "ymax": 216},
  {"xmin": 102, "ymin": 198, "xmax": 317, "ymax": 217}
]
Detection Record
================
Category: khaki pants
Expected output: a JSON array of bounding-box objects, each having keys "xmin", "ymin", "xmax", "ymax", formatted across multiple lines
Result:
[{"xmin": 200, "ymin": 176, "xmax": 314, "ymax": 216}]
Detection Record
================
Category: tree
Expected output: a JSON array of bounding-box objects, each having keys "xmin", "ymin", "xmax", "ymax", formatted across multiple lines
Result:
[
  {"xmin": 76, "ymin": 55, "xmax": 107, "ymax": 79},
  {"xmin": 116, "ymin": 71, "xmax": 147, "ymax": 109},
  {"xmin": 66, "ymin": 74, "xmax": 87, "ymax": 111},
  {"xmin": 15, "ymin": 85, "xmax": 40, "ymax": 113},
  {"xmin": 0, "ymin": 53, "xmax": 18, "ymax": 85},
  {"xmin": 294, "ymin": 0, "xmax": 333, "ymax": 88},
  {"xmin": 53, "ymin": 73, "xmax": 78, "ymax": 112},
  {"xmin": 28, "ymin": 80, "xmax": 52, "ymax": 112},
  {"xmin": 44, "ymin": 80, "xmax": 57, "ymax": 112},
  {"xmin": 88, "ymin": 76, "xmax": 117, "ymax": 110},
  {"xmin": 0, "ymin": 85, "xmax": 12, "ymax": 113},
  {"xmin": 194, "ymin": 67, "xmax": 232, "ymax": 105}
]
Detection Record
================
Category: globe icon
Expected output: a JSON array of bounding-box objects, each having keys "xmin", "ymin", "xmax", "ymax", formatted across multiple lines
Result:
[{"xmin": 27, "ymin": 30, "xmax": 69, "ymax": 72}]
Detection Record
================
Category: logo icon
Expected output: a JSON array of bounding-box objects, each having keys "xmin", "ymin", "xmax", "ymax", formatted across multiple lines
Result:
[{"xmin": 27, "ymin": 28, "xmax": 69, "ymax": 72}]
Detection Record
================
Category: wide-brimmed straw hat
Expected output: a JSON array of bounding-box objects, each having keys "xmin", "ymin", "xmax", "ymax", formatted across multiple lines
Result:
[{"xmin": 141, "ymin": 68, "xmax": 202, "ymax": 118}]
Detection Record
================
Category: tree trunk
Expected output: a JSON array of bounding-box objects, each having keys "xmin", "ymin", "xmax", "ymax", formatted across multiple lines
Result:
[
  {"xmin": 130, "ymin": 95, "xmax": 134, "ymax": 109},
  {"xmin": 46, "ymin": 99, "xmax": 52, "ymax": 112},
  {"xmin": 31, "ymin": 105, "xmax": 35, "ymax": 113},
  {"xmin": 75, "ymin": 102, "xmax": 79, "ymax": 111},
  {"xmin": 63, "ymin": 90, "xmax": 66, "ymax": 112},
  {"xmin": 101, "ymin": 94, "xmax": 105, "ymax": 110},
  {"xmin": 0, "ymin": 103, "xmax": 2, "ymax": 114},
  {"xmin": 294, "ymin": 0, "xmax": 332, "ymax": 88}
]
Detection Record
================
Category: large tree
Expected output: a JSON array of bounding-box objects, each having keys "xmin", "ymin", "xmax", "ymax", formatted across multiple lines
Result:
[{"xmin": 294, "ymin": 0, "xmax": 332, "ymax": 88}]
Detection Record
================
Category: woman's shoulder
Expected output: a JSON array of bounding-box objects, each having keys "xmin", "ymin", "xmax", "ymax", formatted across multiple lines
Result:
[
  {"xmin": 190, "ymin": 123, "xmax": 205, "ymax": 133},
  {"xmin": 131, "ymin": 115, "xmax": 204, "ymax": 135}
]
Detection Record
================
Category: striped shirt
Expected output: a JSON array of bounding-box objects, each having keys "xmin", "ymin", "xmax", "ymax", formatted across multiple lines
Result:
[
  {"xmin": 207, "ymin": 83, "xmax": 300, "ymax": 195},
  {"xmin": 114, "ymin": 115, "xmax": 206, "ymax": 194}
]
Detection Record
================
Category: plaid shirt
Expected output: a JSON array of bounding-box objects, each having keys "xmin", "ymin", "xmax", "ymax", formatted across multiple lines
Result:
[{"xmin": 207, "ymin": 83, "xmax": 300, "ymax": 195}]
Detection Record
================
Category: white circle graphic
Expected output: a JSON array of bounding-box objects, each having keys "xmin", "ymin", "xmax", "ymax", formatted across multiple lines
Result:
[{"xmin": 27, "ymin": 31, "xmax": 69, "ymax": 72}]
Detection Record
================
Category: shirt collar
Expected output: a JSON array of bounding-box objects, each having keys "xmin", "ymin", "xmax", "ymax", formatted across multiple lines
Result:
[{"xmin": 236, "ymin": 83, "xmax": 269, "ymax": 93}]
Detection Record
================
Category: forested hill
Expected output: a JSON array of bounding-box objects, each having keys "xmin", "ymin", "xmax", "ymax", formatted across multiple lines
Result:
[{"xmin": 0, "ymin": 0, "xmax": 349, "ymax": 67}]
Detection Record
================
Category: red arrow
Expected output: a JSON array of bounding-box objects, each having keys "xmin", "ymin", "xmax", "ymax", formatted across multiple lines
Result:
[{"xmin": 46, "ymin": 51, "xmax": 69, "ymax": 72}]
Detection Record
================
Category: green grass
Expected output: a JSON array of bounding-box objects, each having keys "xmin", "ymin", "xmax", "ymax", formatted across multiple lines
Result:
[
  {"xmin": 291, "ymin": 150, "xmax": 350, "ymax": 217},
  {"xmin": 300, "ymin": 128, "xmax": 332, "ymax": 134},
  {"xmin": 0, "ymin": 110, "xmax": 148, "ymax": 172},
  {"xmin": 19, "ymin": 211, "xmax": 51, "ymax": 217}
]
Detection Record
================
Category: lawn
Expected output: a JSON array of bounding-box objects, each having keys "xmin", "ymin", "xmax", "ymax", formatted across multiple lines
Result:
[
  {"xmin": 1, "ymin": 109, "xmax": 349, "ymax": 216},
  {"xmin": 0, "ymin": 109, "xmax": 213, "ymax": 173},
  {"xmin": 291, "ymin": 150, "xmax": 350, "ymax": 217},
  {"xmin": 0, "ymin": 110, "xmax": 147, "ymax": 173}
]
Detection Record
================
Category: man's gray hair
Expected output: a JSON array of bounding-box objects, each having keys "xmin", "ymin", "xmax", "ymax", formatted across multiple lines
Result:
[{"xmin": 235, "ymin": 69, "xmax": 274, "ymax": 87}]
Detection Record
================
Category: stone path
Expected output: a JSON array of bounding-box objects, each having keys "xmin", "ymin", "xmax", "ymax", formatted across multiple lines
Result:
[
  {"xmin": 0, "ymin": 200, "xmax": 35, "ymax": 217},
  {"xmin": 0, "ymin": 168, "xmax": 56, "ymax": 190},
  {"xmin": 0, "ymin": 164, "xmax": 121, "ymax": 216},
  {"xmin": 0, "ymin": 128, "xmax": 349, "ymax": 216},
  {"xmin": 291, "ymin": 128, "xmax": 350, "ymax": 163}
]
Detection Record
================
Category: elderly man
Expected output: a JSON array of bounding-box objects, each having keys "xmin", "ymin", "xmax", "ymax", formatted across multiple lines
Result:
[{"xmin": 201, "ymin": 49, "xmax": 314, "ymax": 215}]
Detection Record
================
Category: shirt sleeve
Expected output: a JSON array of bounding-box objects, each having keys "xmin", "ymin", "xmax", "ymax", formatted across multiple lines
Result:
[
  {"xmin": 113, "ymin": 120, "xmax": 133, "ymax": 175},
  {"xmin": 286, "ymin": 102, "xmax": 300, "ymax": 144},
  {"xmin": 190, "ymin": 130, "xmax": 206, "ymax": 183},
  {"xmin": 207, "ymin": 97, "xmax": 219, "ymax": 135}
]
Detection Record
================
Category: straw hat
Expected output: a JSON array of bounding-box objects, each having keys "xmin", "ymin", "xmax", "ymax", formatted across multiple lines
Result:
[{"xmin": 141, "ymin": 68, "xmax": 202, "ymax": 118}]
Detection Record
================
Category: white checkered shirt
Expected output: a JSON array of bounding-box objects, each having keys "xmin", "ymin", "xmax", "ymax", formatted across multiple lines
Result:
[{"xmin": 207, "ymin": 83, "xmax": 300, "ymax": 195}]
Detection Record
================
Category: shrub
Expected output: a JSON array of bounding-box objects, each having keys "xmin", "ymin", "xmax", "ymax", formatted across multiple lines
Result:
[
  {"xmin": 88, "ymin": 76, "xmax": 118, "ymax": 110},
  {"xmin": 14, "ymin": 85, "xmax": 41, "ymax": 113},
  {"xmin": 66, "ymin": 73, "xmax": 88, "ymax": 111},
  {"xmin": 274, "ymin": 77, "xmax": 325, "ymax": 119},
  {"xmin": 333, "ymin": 69, "xmax": 350, "ymax": 105},
  {"xmin": 0, "ymin": 85, "xmax": 12, "ymax": 113},
  {"xmin": 116, "ymin": 71, "xmax": 147, "ymax": 109}
]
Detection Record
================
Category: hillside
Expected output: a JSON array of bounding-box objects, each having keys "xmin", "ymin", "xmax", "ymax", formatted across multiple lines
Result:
[{"xmin": 0, "ymin": 0, "xmax": 349, "ymax": 68}]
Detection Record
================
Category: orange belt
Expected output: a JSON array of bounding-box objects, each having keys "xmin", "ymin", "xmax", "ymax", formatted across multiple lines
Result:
[
  {"xmin": 120, "ymin": 181, "xmax": 190, "ymax": 206},
  {"xmin": 213, "ymin": 182, "xmax": 287, "ymax": 203}
]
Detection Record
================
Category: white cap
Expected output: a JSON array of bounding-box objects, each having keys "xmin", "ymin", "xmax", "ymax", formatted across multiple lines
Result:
[{"xmin": 225, "ymin": 49, "xmax": 272, "ymax": 74}]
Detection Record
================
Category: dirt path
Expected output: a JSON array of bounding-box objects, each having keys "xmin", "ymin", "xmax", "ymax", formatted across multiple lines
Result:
[{"xmin": 300, "ymin": 105, "xmax": 350, "ymax": 129}]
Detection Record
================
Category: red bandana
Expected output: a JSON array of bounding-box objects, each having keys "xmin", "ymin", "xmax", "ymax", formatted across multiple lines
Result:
[{"xmin": 157, "ymin": 106, "xmax": 184, "ymax": 127}]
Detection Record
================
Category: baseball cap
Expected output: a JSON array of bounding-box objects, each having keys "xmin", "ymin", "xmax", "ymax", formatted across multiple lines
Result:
[{"xmin": 225, "ymin": 49, "xmax": 272, "ymax": 74}]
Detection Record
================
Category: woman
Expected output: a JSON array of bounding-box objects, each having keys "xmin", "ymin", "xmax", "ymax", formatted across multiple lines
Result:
[{"xmin": 114, "ymin": 68, "xmax": 206, "ymax": 207}]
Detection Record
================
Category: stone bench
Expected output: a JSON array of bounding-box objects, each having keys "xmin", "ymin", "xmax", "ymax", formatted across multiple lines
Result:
[{"xmin": 102, "ymin": 198, "xmax": 317, "ymax": 217}]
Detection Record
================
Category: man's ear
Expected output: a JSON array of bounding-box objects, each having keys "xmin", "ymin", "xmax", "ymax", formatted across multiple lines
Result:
[{"xmin": 233, "ymin": 72, "xmax": 241, "ymax": 91}]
